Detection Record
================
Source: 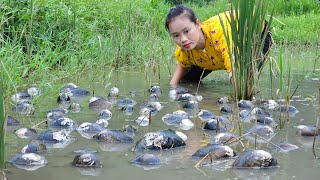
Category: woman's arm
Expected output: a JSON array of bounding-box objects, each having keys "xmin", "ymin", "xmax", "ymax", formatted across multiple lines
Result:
[{"xmin": 170, "ymin": 64, "xmax": 189, "ymax": 86}]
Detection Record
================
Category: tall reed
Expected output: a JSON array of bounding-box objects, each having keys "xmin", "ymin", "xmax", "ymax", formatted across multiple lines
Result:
[
  {"xmin": 221, "ymin": 0, "xmax": 273, "ymax": 100},
  {"xmin": 0, "ymin": 66, "xmax": 5, "ymax": 170}
]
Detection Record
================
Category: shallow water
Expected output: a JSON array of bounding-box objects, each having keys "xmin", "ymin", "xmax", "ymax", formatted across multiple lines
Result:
[{"xmin": 4, "ymin": 69, "xmax": 320, "ymax": 180}]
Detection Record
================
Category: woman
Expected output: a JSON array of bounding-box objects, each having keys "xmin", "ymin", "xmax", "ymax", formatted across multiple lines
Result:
[{"xmin": 165, "ymin": 4, "xmax": 273, "ymax": 85}]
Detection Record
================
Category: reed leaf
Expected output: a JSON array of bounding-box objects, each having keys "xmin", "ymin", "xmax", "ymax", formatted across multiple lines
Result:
[
  {"xmin": 221, "ymin": 0, "xmax": 274, "ymax": 100},
  {"xmin": 0, "ymin": 65, "xmax": 5, "ymax": 170}
]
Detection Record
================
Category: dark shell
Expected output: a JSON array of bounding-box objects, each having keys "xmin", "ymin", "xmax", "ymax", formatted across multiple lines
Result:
[
  {"xmin": 9, "ymin": 153, "xmax": 48, "ymax": 166},
  {"xmin": 60, "ymin": 83, "xmax": 77, "ymax": 91},
  {"xmin": 36, "ymin": 130, "xmax": 69, "ymax": 143},
  {"xmin": 47, "ymin": 108, "xmax": 68, "ymax": 121},
  {"xmin": 171, "ymin": 87, "xmax": 191, "ymax": 94},
  {"xmin": 77, "ymin": 122, "xmax": 105, "ymax": 134},
  {"xmin": 280, "ymin": 105, "xmax": 298, "ymax": 113},
  {"xmin": 57, "ymin": 93, "xmax": 71, "ymax": 103},
  {"xmin": 274, "ymin": 141, "xmax": 299, "ymax": 152},
  {"xmin": 93, "ymin": 129, "xmax": 134, "ymax": 143},
  {"xmin": 21, "ymin": 141, "xmax": 47, "ymax": 153},
  {"xmin": 89, "ymin": 97, "xmax": 112, "ymax": 111},
  {"xmin": 50, "ymin": 117, "xmax": 77, "ymax": 129},
  {"xmin": 118, "ymin": 98, "xmax": 137, "ymax": 106},
  {"xmin": 12, "ymin": 102, "xmax": 35, "ymax": 115},
  {"xmin": 123, "ymin": 124, "xmax": 137, "ymax": 137},
  {"xmin": 252, "ymin": 107, "xmax": 271, "ymax": 117},
  {"xmin": 133, "ymin": 129, "xmax": 186, "ymax": 151},
  {"xmin": 279, "ymin": 105, "xmax": 299, "ymax": 117},
  {"xmin": 197, "ymin": 109, "xmax": 215, "ymax": 122},
  {"xmin": 15, "ymin": 128, "xmax": 38, "ymax": 139},
  {"xmin": 149, "ymin": 94, "xmax": 160, "ymax": 101},
  {"xmin": 244, "ymin": 125, "xmax": 276, "ymax": 143},
  {"xmin": 73, "ymin": 153, "xmax": 102, "ymax": 167},
  {"xmin": 191, "ymin": 143, "xmax": 236, "ymax": 159},
  {"xmin": 232, "ymin": 149, "xmax": 278, "ymax": 168},
  {"xmin": 238, "ymin": 100, "xmax": 254, "ymax": 109},
  {"xmin": 296, "ymin": 125, "xmax": 320, "ymax": 136},
  {"xmin": 119, "ymin": 104, "xmax": 134, "ymax": 115},
  {"xmin": 181, "ymin": 100, "xmax": 198, "ymax": 110},
  {"xmin": 212, "ymin": 132, "xmax": 239, "ymax": 145},
  {"xmin": 149, "ymin": 85, "xmax": 161, "ymax": 94},
  {"xmin": 69, "ymin": 103, "xmax": 81, "ymax": 113},
  {"xmin": 7, "ymin": 116, "xmax": 21, "ymax": 126},
  {"xmin": 220, "ymin": 104, "xmax": 232, "ymax": 113},
  {"xmin": 11, "ymin": 92, "xmax": 31, "ymax": 104},
  {"xmin": 131, "ymin": 153, "xmax": 160, "ymax": 165},
  {"xmin": 162, "ymin": 113, "xmax": 188, "ymax": 126},
  {"xmin": 140, "ymin": 101, "xmax": 162, "ymax": 116},
  {"xmin": 202, "ymin": 119, "xmax": 228, "ymax": 132},
  {"xmin": 68, "ymin": 87, "xmax": 90, "ymax": 97},
  {"xmin": 257, "ymin": 116, "xmax": 277, "ymax": 127},
  {"xmin": 176, "ymin": 93, "xmax": 194, "ymax": 101},
  {"xmin": 99, "ymin": 109, "xmax": 112, "ymax": 120},
  {"xmin": 244, "ymin": 124, "xmax": 275, "ymax": 137},
  {"xmin": 217, "ymin": 96, "xmax": 230, "ymax": 104}
]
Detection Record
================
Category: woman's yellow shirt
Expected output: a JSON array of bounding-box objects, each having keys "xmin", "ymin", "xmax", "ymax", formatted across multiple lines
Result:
[{"xmin": 175, "ymin": 11, "xmax": 232, "ymax": 74}]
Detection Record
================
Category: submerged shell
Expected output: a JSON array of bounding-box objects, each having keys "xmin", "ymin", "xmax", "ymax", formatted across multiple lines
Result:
[
  {"xmin": 244, "ymin": 125, "xmax": 276, "ymax": 143},
  {"xmin": 21, "ymin": 141, "xmax": 47, "ymax": 154},
  {"xmin": 238, "ymin": 100, "xmax": 254, "ymax": 109},
  {"xmin": 47, "ymin": 108, "xmax": 68, "ymax": 121},
  {"xmin": 123, "ymin": 124, "xmax": 137, "ymax": 137},
  {"xmin": 93, "ymin": 129, "xmax": 134, "ymax": 143},
  {"xmin": 295, "ymin": 125, "xmax": 320, "ymax": 136},
  {"xmin": 89, "ymin": 97, "xmax": 112, "ymax": 111},
  {"xmin": 135, "ymin": 116, "xmax": 150, "ymax": 126},
  {"xmin": 11, "ymin": 92, "xmax": 31, "ymax": 104},
  {"xmin": 9, "ymin": 153, "xmax": 48, "ymax": 166},
  {"xmin": 15, "ymin": 128, "xmax": 37, "ymax": 139},
  {"xmin": 77, "ymin": 122, "xmax": 105, "ymax": 134},
  {"xmin": 131, "ymin": 153, "xmax": 160, "ymax": 165},
  {"xmin": 149, "ymin": 85, "xmax": 161, "ymax": 94},
  {"xmin": 197, "ymin": 109, "xmax": 215, "ymax": 122},
  {"xmin": 50, "ymin": 117, "xmax": 77, "ymax": 129},
  {"xmin": 279, "ymin": 105, "xmax": 299, "ymax": 117},
  {"xmin": 232, "ymin": 149, "xmax": 278, "ymax": 168},
  {"xmin": 191, "ymin": 143, "xmax": 236, "ymax": 159},
  {"xmin": 275, "ymin": 141, "xmax": 299, "ymax": 152},
  {"xmin": 162, "ymin": 113, "xmax": 188, "ymax": 126},
  {"xmin": 202, "ymin": 119, "xmax": 227, "ymax": 132},
  {"xmin": 36, "ymin": 130, "xmax": 70, "ymax": 143},
  {"xmin": 220, "ymin": 104, "xmax": 232, "ymax": 114},
  {"xmin": 212, "ymin": 132, "xmax": 239, "ymax": 145},
  {"xmin": 7, "ymin": 116, "xmax": 21, "ymax": 126},
  {"xmin": 73, "ymin": 153, "xmax": 102, "ymax": 167},
  {"xmin": 99, "ymin": 109, "xmax": 112, "ymax": 120},
  {"xmin": 133, "ymin": 129, "xmax": 186, "ymax": 151},
  {"xmin": 12, "ymin": 102, "xmax": 35, "ymax": 115}
]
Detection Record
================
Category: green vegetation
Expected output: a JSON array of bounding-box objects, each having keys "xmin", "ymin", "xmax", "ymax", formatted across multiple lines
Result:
[
  {"xmin": 221, "ymin": 0, "xmax": 273, "ymax": 100},
  {"xmin": 0, "ymin": 0, "xmax": 319, "ymax": 172}
]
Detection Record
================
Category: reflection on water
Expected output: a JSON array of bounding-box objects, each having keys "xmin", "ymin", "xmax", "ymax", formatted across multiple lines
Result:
[{"xmin": 4, "ymin": 70, "xmax": 320, "ymax": 180}]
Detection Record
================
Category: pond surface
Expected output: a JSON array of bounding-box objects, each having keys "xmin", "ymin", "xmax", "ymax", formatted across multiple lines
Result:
[{"xmin": 4, "ymin": 68, "xmax": 320, "ymax": 180}]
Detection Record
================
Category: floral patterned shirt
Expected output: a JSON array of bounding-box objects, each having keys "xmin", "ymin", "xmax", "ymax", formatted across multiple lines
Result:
[{"xmin": 174, "ymin": 11, "xmax": 232, "ymax": 74}]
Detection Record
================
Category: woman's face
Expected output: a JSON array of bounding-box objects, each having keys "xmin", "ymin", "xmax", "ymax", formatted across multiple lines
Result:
[{"xmin": 168, "ymin": 15, "xmax": 202, "ymax": 51}]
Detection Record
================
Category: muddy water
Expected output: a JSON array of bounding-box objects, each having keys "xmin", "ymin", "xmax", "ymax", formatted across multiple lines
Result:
[{"xmin": 4, "ymin": 69, "xmax": 320, "ymax": 180}]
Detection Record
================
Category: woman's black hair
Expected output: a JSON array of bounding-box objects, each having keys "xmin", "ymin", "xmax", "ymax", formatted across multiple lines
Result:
[{"xmin": 165, "ymin": 4, "xmax": 197, "ymax": 31}]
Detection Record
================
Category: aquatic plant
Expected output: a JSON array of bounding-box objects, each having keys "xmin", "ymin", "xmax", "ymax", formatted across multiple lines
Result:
[
  {"xmin": 312, "ymin": 87, "xmax": 320, "ymax": 158},
  {"xmin": 221, "ymin": 0, "xmax": 274, "ymax": 100},
  {"xmin": 0, "ymin": 62, "xmax": 5, "ymax": 170}
]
